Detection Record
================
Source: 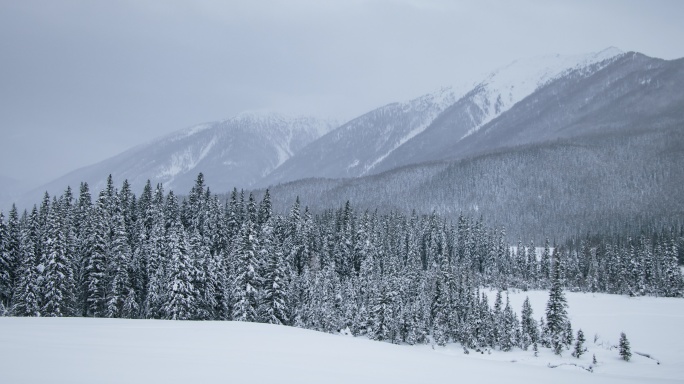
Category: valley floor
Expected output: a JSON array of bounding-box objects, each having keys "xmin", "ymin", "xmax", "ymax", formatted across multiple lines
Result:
[{"xmin": 0, "ymin": 291, "xmax": 681, "ymax": 384}]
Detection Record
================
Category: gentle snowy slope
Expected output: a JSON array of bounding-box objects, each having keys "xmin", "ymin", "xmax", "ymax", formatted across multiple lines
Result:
[{"xmin": 1, "ymin": 291, "xmax": 681, "ymax": 384}]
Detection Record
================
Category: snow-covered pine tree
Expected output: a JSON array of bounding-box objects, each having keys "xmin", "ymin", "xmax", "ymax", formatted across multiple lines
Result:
[
  {"xmin": 85, "ymin": 193, "xmax": 109, "ymax": 317},
  {"xmin": 540, "ymin": 238, "xmax": 552, "ymax": 288},
  {"xmin": 72, "ymin": 183, "xmax": 94, "ymax": 316},
  {"xmin": 492, "ymin": 290, "xmax": 504, "ymax": 347},
  {"xmin": 520, "ymin": 296, "xmax": 538, "ymax": 350},
  {"xmin": 0, "ymin": 212, "xmax": 10, "ymax": 309},
  {"xmin": 260, "ymin": 219, "xmax": 291, "ymax": 325},
  {"xmin": 41, "ymin": 196, "xmax": 76, "ymax": 317},
  {"xmin": 572, "ymin": 329, "xmax": 586, "ymax": 358},
  {"xmin": 546, "ymin": 249, "xmax": 571, "ymax": 355},
  {"xmin": 202, "ymin": 195, "xmax": 230, "ymax": 320},
  {"xmin": 11, "ymin": 208, "xmax": 41, "ymax": 316},
  {"xmin": 664, "ymin": 236, "xmax": 683, "ymax": 297},
  {"xmin": 188, "ymin": 227, "xmax": 210, "ymax": 320},
  {"xmin": 619, "ymin": 332, "xmax": 631, "ymax": 361},
  {"xmin": 476, "ymin": 291, "xmax": 494, "ymax": 350},
  {"xmin": 430, "ymin": 270, "xmax": 451, "ymax": 347},
  {"xmin": 162, "ymin": 192, "xmax": 196, "ymax": 320},
  {"xmin": 231, "ymin": 218, "xmax": 261, "ymax": 322},
  {"xmin": 500, "ymin": 294, "xmax": 519, "ymax": 351},
  {"xmin": 0, "ymin": 206, "xmax": 21, "ymax": 310},
  {"xmin": 370, "ymin": 277, "xmax": 397, "ymax": 342},
  {"xmin": 105, "ymin": 196, "xmax": 137, "ymax": 319},
  {"xmin": 143, "ymin": 184, "xmax": 167, "ymax": 319}
]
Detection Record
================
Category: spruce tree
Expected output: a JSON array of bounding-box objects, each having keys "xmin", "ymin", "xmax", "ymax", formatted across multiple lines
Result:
[
  {"xmin": 520, "ymin": 296, "xmax": 538, "ymax": 350},
  {"xmin": 259, "ymin": 218, "xmax": 291, "ymax": 325},
  {"xmin": 619, "ymin": 332, "xmax": 631, "ymax": 361},
  {"xmin": 85, "ymin": 194, "xmax": 109, "ymax": 317},
  {"xmin": 572, "ymin": 329, "xmax": 586, "ymax": 358},
  {"xmin": 41, "ymin": 197, "xmax": 76, "ymax": 317},
  {"xmin": 162, "ymin": 193, "xmax": 196, "ymax": 320},
  {"xmin": 11, "ymin": 208, "xmax": 41, "ymax": 316},
  {"xmin": 1, "ymin": 206, "xmax": 21, "ymax": 309},
  {"xmin": 546, "ymin": 250, "xmax": 570, "ymax": 355},
  {"xmin": 105, "ymin": 199, "xmax": 136, "ymax": 318},
  {"xmin": 500, "ymin": 295, "xmax": 519, "ymax": 352},
  {"xmin": 0, "ymin": 212, "xmax": 10, "ymax": 308},
  {"xmin": 231, "ymin": 219, "xmax": 261, "ymax": 322}
]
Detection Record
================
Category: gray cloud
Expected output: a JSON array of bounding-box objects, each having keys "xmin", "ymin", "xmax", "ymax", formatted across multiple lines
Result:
[{"xmin": 1, "ymin": 0, "xmax": 683, "ymax": 186}]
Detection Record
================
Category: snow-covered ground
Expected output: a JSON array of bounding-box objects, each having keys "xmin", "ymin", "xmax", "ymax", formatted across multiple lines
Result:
[{"xmin": 0, "ymin": 291, "xmax": 681, "ymax": 384}]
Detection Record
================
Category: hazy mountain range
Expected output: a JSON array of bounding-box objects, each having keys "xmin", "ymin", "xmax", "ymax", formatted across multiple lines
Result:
[{"xmin": 6, "ymin": 47, "xmax": 684, "ymax": 239}]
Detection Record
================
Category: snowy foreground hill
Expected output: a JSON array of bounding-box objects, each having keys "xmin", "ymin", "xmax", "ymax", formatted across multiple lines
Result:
[{"xmin": 1, "ymin": 291, "xmax": 681, "ymax": 384}]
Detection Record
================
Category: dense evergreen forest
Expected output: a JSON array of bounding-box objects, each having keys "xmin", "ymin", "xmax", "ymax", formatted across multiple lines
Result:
[{"xmin": 0, "ymin": 174, "xmax": 681, "ymax": 353}]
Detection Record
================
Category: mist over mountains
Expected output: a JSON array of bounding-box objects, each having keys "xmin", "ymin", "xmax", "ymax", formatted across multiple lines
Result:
[{"xmin": 7, "ymin": 48, "xmax": 684, "ymax": 240}]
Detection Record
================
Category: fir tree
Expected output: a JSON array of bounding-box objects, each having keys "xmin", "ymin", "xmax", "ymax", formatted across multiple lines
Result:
[
  {"xmin": 0, "ymin": 212, "xmax": 10, "ymax": 307},
  {"xmin": 500, "ymin": 300, "xmax": 519, "ymax": 351},
  {"xmin": 85, "ymin": 194, "xmax": 109, "ymax": 317},
  {"xmin": 162, "ymin": 193, "xmax": 196, "ymax": 320},
  {"xmin": 0, "ymin": 206, "xmax": 21, "ymax": 309},
  {"xmin": 572, "ymin": 329, "xmax": 586, "ymax": 358},
  {"xmin": 520, "ymin": 296, "xmax": 538, "ymax": 350},
  {"xmin": 545, "ymin": 250, "xmax": 571, "ymax": 355},
  {"xmin": 105, "ymin": 199, "xmax": 136, "ymax": 318},
  {"xmin": 232, "ymin": 219, "xmax": 261, "ymax": 322},
  {"xmin": 619, "ymin": 332, "xmax": 631, "ymax": 361},
  {"xmin": 260, "ymin": 222, "xmax": 291, "ymax": 325},
  {"xmin": 11, "ymin": 208, "xmax": 41, "ymax": 316},
  {"xmin": 41, "ymin": 197, "xmax": 76, "ymax": 317}
]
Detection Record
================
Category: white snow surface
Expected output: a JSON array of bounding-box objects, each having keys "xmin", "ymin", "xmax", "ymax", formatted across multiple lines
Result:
[{"xmin": 1, "ymin": 290, "xmax": 681, "ymax": 384}]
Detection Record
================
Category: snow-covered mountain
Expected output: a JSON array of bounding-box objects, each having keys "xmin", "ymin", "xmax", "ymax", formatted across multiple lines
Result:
[
  {"xmin": 264, "ymin": 48, "xmax": 625, "ymax": 184},
  {"xmin": 261, "ymin": 51, "xmax": 684, "ymax": 240},
  {"xmin": 25, "ymin": 112, "xmax": 336, "ymax": 204},
  {"xmin": 14, "ymin": 47, "xmax": 681, "ymax": 226},
  {"xmin": 371, "ymin": 47, "xmax": 625, "ymax": 173},
  {"xmin": 260, "ymin": 86, "xmax": 465, "ymax": 186}
]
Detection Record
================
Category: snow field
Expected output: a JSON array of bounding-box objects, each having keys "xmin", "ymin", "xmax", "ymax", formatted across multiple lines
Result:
[{"xmin": 0, "ymin": 290, "xmax": 681, "ymax": 384}]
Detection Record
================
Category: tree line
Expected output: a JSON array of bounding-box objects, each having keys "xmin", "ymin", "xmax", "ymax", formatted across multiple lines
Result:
[{"xmin": 0, "ymin": 174, "xmax": 681, "ymax": 353}]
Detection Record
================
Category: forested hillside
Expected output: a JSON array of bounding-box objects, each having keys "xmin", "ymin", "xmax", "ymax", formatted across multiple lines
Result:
[{"xmin": 262, "ymin": 126, "xmax": 684, "ymax": 241}]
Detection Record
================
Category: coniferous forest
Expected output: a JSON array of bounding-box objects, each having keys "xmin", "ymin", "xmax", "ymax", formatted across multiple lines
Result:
[{"xmin": 0, "ymin": 174, "xmax": 682, "ymax": 354}]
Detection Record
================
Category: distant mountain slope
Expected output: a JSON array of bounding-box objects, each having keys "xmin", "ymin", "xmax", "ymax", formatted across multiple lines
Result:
[
  {"xmin": 260, "ymin": 86, "xmax": 463, "ymax": 186},
  {"xmin": 368, "ymin": 48, "xmax": 625, "ymax": 174},
  {"xmin": 257, "ymin": 50, "xmax": 684, "ymax": 240},
  {"xmin": 21, "ymin": 112, "xmax": 335, "ymax": 207},
  {"xmin": 265, "ymin": 48, "xmax": 624, "ymax": 185},
  {"xmin": 260, "ymin": 126, "xmax": 684, "ymax": 241},
  {"xmin": 434, "ymin": 52, "xmax": 684, "ymax": 162}
]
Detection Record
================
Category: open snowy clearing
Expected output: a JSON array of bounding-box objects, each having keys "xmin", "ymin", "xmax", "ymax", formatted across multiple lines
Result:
[{"xmin": 1, "ymin": 291, "xmax": 681, "ymax": 384}]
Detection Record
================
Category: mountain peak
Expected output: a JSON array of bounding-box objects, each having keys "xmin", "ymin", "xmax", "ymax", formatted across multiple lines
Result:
[{"xmin": 596, "ymin": 46, "xmax": 624, "ymax": 58}]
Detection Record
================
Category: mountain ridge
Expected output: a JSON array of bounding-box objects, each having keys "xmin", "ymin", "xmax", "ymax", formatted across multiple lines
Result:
[
  {"xmin": 7, "ymin": 47, "xmax": 683, "ymax": 241},
  {"xmin": 11, "ymin": 112, "xmax": 336, "ymax": 210}
]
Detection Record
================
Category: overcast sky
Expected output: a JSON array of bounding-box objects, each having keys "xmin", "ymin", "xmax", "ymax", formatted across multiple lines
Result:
[{"xmin": 1, "ymin": 0, "xmax": 683, "ymax": 186}]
